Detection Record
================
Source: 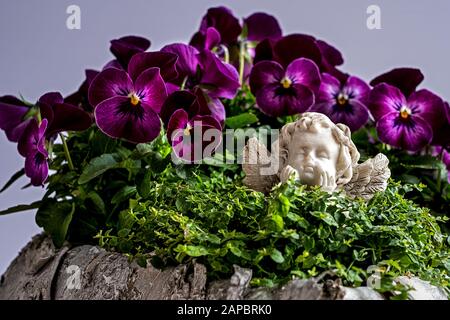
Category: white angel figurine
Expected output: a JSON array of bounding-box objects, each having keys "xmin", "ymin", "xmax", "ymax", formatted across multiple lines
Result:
[{"xmin": 242, "ymin": 112, "xmax": 391, "ymax": 200}]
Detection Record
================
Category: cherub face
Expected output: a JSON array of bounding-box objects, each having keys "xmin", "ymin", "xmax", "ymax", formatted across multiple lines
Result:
[{"xmin": 286, "ymin": 127, "xmax": 340, "ymax": 188}]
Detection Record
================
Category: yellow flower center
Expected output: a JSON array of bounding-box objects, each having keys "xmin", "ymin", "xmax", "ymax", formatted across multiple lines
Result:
[
  {"xmin": 280, "ymin": 77, "xmax": 292, "ymax": 89},
  {"xmin": 129, "ymin": 92, "xmax": 140, "ymax": 106},
  {"xmin": 337, "ymin": 93, "xmax": 348, "ymax": 106},
  {"xmin": 184, "ymin": 123, "xmax": 192, "ymax": 136},
  {"xmin": 400, "ymin": 106, "xmax": 411, "ymax": 119}
]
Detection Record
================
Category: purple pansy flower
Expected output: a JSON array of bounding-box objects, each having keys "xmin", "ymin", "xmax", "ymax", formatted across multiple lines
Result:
[
  {"xmin": 249, "ymin": 58, "xmax": 321, "ymax": 117},
  {"xmin": 310, "ymin": 73, "xmax": 370, "ymax": 131},
  {"xmin": 108, "ymin": 35, "xmax": 151, "ymax": 69},
  {"xmin": 0, "ymin": 95, "xmax": 32, "ymax": 142},
  {"xmin": 88, "ymin": 66, "xmax": 168, "ymax": 144},
  {"xmin": 38, "ymin": 92, "xmax": 93, "ymax": 139},
  {"xmin": 160, "ymin": 88, "xmax": 225, "ymax": 127},
  {"xmin": 161, "ymin": 43, "xmax": 240, "ymax": 99},
  {"xmin": 243, "ymin": 12, "xmax": 282, "ymax": 42},
  {"xmin": 254, "ymin": 34, "xmax": 347, "ymax": 83},
  {"xmin": 18, "ymin": 118, "xmax": 49, "ymax": 186},
  {"xmin": 167, "ymin": 109, "xmax": 222, "ymax": 163},
  {"xmin": 370, "ymin": 68, "xmax": 424, "ymax": 98},
  {"xmin": 368, "ymin": 83, "xmax": 445, "ymax": 152}
]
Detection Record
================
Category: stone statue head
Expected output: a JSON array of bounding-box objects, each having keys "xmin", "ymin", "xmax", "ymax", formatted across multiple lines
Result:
[{"xmin": 273, "ymin": 112, "xmax": 360, "ymax": 191}]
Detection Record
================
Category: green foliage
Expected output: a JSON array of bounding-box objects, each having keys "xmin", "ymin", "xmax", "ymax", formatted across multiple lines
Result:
[{"xmin": 96, "ymin": 162, "xmax": 450, "ymax": 296}]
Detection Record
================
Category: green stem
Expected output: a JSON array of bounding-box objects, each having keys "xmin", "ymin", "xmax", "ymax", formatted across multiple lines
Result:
[
  {"xmin": 59, "ymin": 133, "xmax": 75, "ymax": 171},
  {"xmin": 220, "ymin": 44, "xmax": 230, "ymax": 64},
  {"xmin": 180, "ymin": 76, "xmax": 188, "ymax": 90},
  {"xmin": 239, "ymin": 41, "xmax": 246, "ymax": 85}
]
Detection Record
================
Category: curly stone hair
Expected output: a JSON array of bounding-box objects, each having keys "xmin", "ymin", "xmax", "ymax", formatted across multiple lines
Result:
[{"xmin": 272, "ymin": 112, "xmax": 360, "ymax": 187}]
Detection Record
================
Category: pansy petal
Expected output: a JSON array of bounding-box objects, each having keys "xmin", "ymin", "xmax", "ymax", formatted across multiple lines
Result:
[
  {"xmin": 204, "ymin": 27, "xmax": 221, "ymax": 50},
  {"xmin": 256, "ymin": 83, "xmax": 314, "ymax": 117},
  {"xmin": 161, "ymin": 44, "xmax": 199, "ymax": 84},
  {"xmin": 370, "ymin": 68, "xmax": 424, "ymax": 98},
  {"xmin": 249, "ymin": 60, "xmax": 284, "ymax": 95},
  {"xmin": 273, "ymin": 34, "xmax": 322, "ymax": 68},
  {"xmin": 316, "ymin": 40, "xmax": 344, "ymax": 67},
  {"xmin": 407, "ymin": 89, "xmax": 445, "ymax": 128},
  {"xmin": 316, "ymin": 73, "xmax": 340, "ymax": 102},
  {"xmin": 285, "ymin": 58, "xmax": 321, "ymax": 91},
  {"xmin": 199, "ymin": 6, "xmax": 242, "ymax": 45},
  {"xmin": 167, "ymin": 109, "xmax": 189, "ymax": 144},
  {"xmin": 25, "ymin": 150, "xmax": 49, "ymax": 186},
  {"xmin": 110, "ymin": 35, "xmax": 151, "ymax": 68},
  {"xmin": 368, "ymin": 83, "xmax": 406, "ymax": 120},
  {"xmin": 376, "ymin": 112, "xmax": 432, "ymax": 152},
  {"xmin": 127, "ymin": 51, "xmax": 178, "ymax": 82},
  {"xmin": 18, "ymin": 118, "xmax": 48, "ymax": 157},
  {"xmin": 134, "ymin": 67, "xmax": 168, "ymax": 114},
  {"xmin": 311, "ymin": 99, "xmax": 369, "ymax": 131},
  {"xmin": 94, "ymin": 96, "xmax": 161, "ymax": 144},
  {"xmin": 103, "ymin": 59, "xmax": 124, "ymax": 70},
  {"xmin": 253, "ymin": 38, "xmax": 276, "ymax": 64},
  {"xmin": 88, "ymin": 68, "xmax": 133, "ymax": 107},
  {"xmin": 343, "ymin": 76, "xmax": 371, "ymax": 103},
  {"xmin": 160, "ymin": 90, "xmax": 197, "ymax": 125},
  {"xmin": 39, "ymin": 92, "xmax": 64, "ymax": 106},
  {"xmin": 432, "ymin": 101, "xmax": 450, "ymax": 146},
  {"xmin": 0, "ymin": 96, "xmax": 30, "ymax": 140},
  {"xmin": 46, "ymin": 103, "xmax": 92, "ymax": 137},
  {"xmin": 244, "ymin": 12, "xmax": 282, "ymax": 41},
  {"xmin": 197, "ymin": 51, "xmax": 240, "ymax": 99},
  {"xmin": 7, "ymin": 118, "xmax": 32, "ymax": 143},
  {"xmin": 193, "ymin": 87, "xmax": 226, "ymax": 125}
]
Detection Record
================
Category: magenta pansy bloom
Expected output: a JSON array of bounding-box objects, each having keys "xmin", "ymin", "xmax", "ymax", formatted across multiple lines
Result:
[
  {"xmin": 109, "ymin": 35, "xmax": 151, "ymax": 69},
  {"xmin": 370, "ymin": 68, "xmax": 424, "ymax": 98},
  {"xmin": 167, "ymin": 109, "xmax": 222, "ymax": 162},
  {"xmin": 65, "ymin": 69, "xmax": 100, "ymax": 112},
  {"xmin": 249, "ymin": 58, "xmax": 321, "ymax": 117},
  {"xmin": 310, "ymin": 73, "xmax": 370, "ymax": 131},
  {"xmin": 88, "ymin": 66, "xmax": 168, "ymax": 144},
  {"xmin": 0, "ymin": 95, "xmax": 32, "ymax": 142},
  {"xmin": 161, "ymin": 43, "xmax": 240, "ymax": 99},
  {"xmin": 432, "ymin": 101, "xmax": 450, "ymax": 147},
  {"xmin": 369, "ymin": 83, "xmax": 445, "ymax": 152},
  {"xmin": 160, "ymin": 88, "xmax": 225, "ymax": 127},
  {"xmin": 243, "ymin": 12, "xmax": 282, "ymax": 42},
  {"xmin": 38, "ymin": 92, "xmax": 92, "ymax": 139},
  {"xmin": 18, "ymin": 119, "xmax": 49, "ymax": 186}
]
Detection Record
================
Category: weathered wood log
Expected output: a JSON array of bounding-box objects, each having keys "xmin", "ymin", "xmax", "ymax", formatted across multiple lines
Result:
[{"xmin": 0, "ymin": 233, "xmax": 446, "ymax": 300}]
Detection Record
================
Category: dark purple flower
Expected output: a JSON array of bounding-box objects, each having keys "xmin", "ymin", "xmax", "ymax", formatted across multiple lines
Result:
[
  {"xmin": 432, "ymin": 101, "xmax": 450, "ymax": 147},
  {"xmin": 109, "ymin": 35, "xmax": 151, "ymax": 69},
  {"xmin": 167, "ymin": 109, "xmax": 222, "ymax": 163},
  {"xmin": 161, "ymin": 43, "xmax": 240, "ymax": 99},
  {"xmin": 370, "ymin": 68, "xmax": 424, "ymax": 98},
  {"xmin": 310, "ymin": 73, "xmax": 370, "ymax": 131},
  {"xmin": 249, "ymin": 58, "xmax": 321, "ymax": 117},
  {"xmin": 192, "ymin": 6, "xmax": 242, "ymax": 47},
  {"xmin": 18, "ymin": 118, "xmax": 49, "ymax": 186},
  {"xmin": 88, "ymin": 67, "xmax": 167, "ymax": 144},
  {"xmin": 38, "ymin": 92, "xmax": 93, "ymax": 139},
  {"xmin": 190, "ymin": 27, "xmax": 222, "ymax": 52},
  {"xmin": 243, "ymin": 12, "xmax": 282, "ymax": 42},
  {"xmin": 369, "ymin": 83, "xmax": 445, "ymax": 152},
  {"xmin": 160, "ymin": 88, "xmax": 225, "ymax": 127},
  {"xmin": 0, "ymin": 95, "xmax": 32, "ymax": 142}
]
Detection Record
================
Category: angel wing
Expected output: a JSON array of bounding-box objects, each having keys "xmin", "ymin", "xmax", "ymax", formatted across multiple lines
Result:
[
  {"xmin": 242, "ymin": 137, "xmax": 279, "ymax": 193},
  {"xmin": 343, "ymin": 153, "xmax": 391, "ymax": 200}
]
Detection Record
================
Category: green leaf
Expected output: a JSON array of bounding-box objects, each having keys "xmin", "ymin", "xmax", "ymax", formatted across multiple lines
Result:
[
  {"xmin": 135, "ymin": 169, "xmax": 153, "ymax": 198},
  {"xmin": 0, "ymin": 168, "xmax": 25, "ymax": 193},
  {"xmin": 270, "ymin": 248, "xmax": 285, "ymax": 263},
  {"xmin": 177, "ymin": 245, "xmax": 209, "ymax": 257},
  {"xmin": 111, "ymin": 186, "xmax": 137, "ymax": 205},
  {"xmin": 78, "ymin": 154, "xmax": 119, "ymax": 184},
  {"xmin": 86, "ymin": 191, "xmax": 106, "ymax": 215},
  {"xmin": 311, "ymin": 211, "xmax": 338, "ymax": 227},
  {"xmin": 36, "ymin": 200, "xmax": 75, "ymax": 247},
  {"xmin": 225, "ymin": 113, "xmax": 259, "ymax": 129},
  {"xmin": 0, "ymin": 201, "xmax": 42, "ymax": 216}
]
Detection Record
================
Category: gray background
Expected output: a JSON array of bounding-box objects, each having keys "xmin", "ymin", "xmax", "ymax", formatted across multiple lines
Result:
[{"xmin": 1, "ymin": 0, "xmax": 449, "ymax": 274}]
